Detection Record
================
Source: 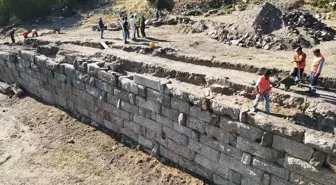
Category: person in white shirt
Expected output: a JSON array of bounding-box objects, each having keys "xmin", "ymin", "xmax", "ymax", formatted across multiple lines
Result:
[{"xmin": 129, "ymin": 15, "xmax": 136, "ymax": 40}]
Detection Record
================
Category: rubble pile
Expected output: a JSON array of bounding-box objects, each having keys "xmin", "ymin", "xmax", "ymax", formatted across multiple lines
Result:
[{"xmin": 210, "ymin": 2, "xmax": 336, "ymax": 50}]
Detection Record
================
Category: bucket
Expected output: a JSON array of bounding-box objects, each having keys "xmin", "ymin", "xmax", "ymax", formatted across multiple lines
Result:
[{"xmin": 149, "ymin": 42, "xmax": 155, "ymax": 49}]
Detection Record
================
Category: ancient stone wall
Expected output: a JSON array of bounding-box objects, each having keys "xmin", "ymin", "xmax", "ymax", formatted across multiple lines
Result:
[{"xmin": 0, "ymin": 50, "xmax": 335, "ymax": 185}]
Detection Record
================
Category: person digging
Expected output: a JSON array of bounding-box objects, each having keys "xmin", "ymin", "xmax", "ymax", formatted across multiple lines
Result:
[{"xmin": 252, "ymin": 70, "xmax": 272, "ymax": 114}]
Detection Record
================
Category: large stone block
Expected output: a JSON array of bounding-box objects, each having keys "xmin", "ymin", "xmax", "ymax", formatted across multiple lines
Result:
[
  {"xmin": 72, "ymin": 78, "xmax": 85, "ymax": 90},
  {"xmin": 159, "ymin": 146, "xmax": 179, "ymax": 164},
  {"xmin": 219, "ymin": 116, "xmax": 239, "ymax": 133},
  {"xmin": 247, "ymin": 112, "xmax": 305, "ymax": 142},
  {"xmin": 155, "ymin": 114, "xmax": 174, "ymax": 128},
  {"xmin": 54, "ymin": 72, "xmax": 67, "ymax": 83},
  {"xmin": 284, "ymin": 155, "xmax": 336, "ymax": 185},
  {"xmin": 163, "ymin": 126, "xmax": 187, "ymax": 145},
  {"xmin": 20, "ymin": 50, "xmax": 35, "ymax": 62},
  {"xmin": 119, "ymin": 77, "xmax": 139, "ymax": 95},
  {"xmin": 121, "ymin": 100, "xmax": 139, "ymax": 114},
  {"xmin": 289, "ymin": 172, "xmax": 321, "ymax": 185},
  {"xmin": 252, "ymin": 157, "xmax": 290, "ymax": 180},
  {"xmin": 0, "ymin": 59, "xmax": 6, "ymax": 66},
  {"xmin": 205, "ymin": 124, "xmax": 230, "ymax": 144},
  {"xmin": 75, "ymin": 71, "xmax": 90, "ymax": 83},
  {"xmin": 210, "ymin": 99, "xmax": 240, "ymax": 120},
  {"xmin": 133, "ymin": 74, "xmax": 162, "ymax": 91},
  {"xmin": 326, "ymin": 155, "xmax": 336, "ymax": 172},
  {"xmin": 171, "ymin": 97, "xmax": 190, "ymax": 114},
  {"xmin": 114, "ymin": 88, "xmax": 129, "ymax": 102},
  {"xmin": 133, "ymin": 114, "xmax": 162, "ymax": 133},
  {"xmin": 219, "ymin": 153, "xmax": 264, "ymax": 182},
  {"xmin": 213, "ymin": 174, "xmax": 230, "ymax": 185},
  {"xmin": 167, "ymin": 139, "xmax": 194, "ymax": 160},
  {"xmin": 90, "ymin": 112, "xmax": 104, "ymax": 125},
  {"xmin": 186, "ymin": 117, "xmax": 206, "ymax": 133},
  {"xmin": 162, "ymin": 106, "xmax": 179, "ymax": 122},
  {"xmin": 87, "ymin": 63, "xmax": 100, "ymax": 77},
  {"xmin": 147, "ymin": 88, "xmax": 171, "ymax": 106},
  {"xmin": 85, "ymin": 85, "xmax": 101, "ymax": 98},
  {"xmin": 179, "ymin": 157, "xmax": 212, "ymax": 180},
  {"xmin": 194, "ymin": 154, "xmax": 230, "ymax": 179},
  {"xmin": 270, "ymin": 175, "xmax": 293, "ymax": 185},
  {"xmin": 138, "ymin": 135, "xmax": 153, "ymax": 149},
  {"xmin": 120, "ymin": 127, "xmax": 138, "ymax": 142},
  {"xmin": 136, "ymin": 96, "xmax": 161, "ymax": 113},
  {"xmin": 45, "ymin": 60, "xmax": 59, "ymax": 71},
  {"xmin": 309, "ymin": 151, "xmax": 326, "ymax": 169},
  {"xmin": 237, "ymin": 122, "xmax": 263, "ymax": 142},
  {"xmin": 237, "ymin": 137, "xmax": 279, "ymax": 162},
  {"xmin": 273, "ymin": 135, "xmax": 314, "ymax": 161},
  {"xmin": 188, "ymin": 138, "xmax": 220, "ymax": 162},
  {"xmin": 190, "ymin": 106, "xmax": 212, "ymax": 122},
  {"xmin": 139, "ymin": 107, "xmax": 156, "ymax": 120},
  {"xmin": 107, "ymin": 93, "xmax": 118, "ymax": 106},
  {"xmin": 124, "ymin": 121, "xmax": 142, "ymax": 135},
  {"xmin": 62, "ymin": 63, "xmax": 75, "ymax": 77},
  {"xmin": 199, "ymin": 134, "xmax": 226, "ymax": 153},
  {"xmin": 0, "ymin": 51, "xmax": 16, "ymax": 62},
  {"xmin": 173, "ymin": 123, "xmax": 199, "ymax": 140},
  {"xmin": 229, "ymin": 170, "xmax": 242, "ymax": 185},
  {"xmin": 303, "ymin": 131, "xmax": 336, "ymax": 156},
  {"xmin": 104, "ymin": 119, "xmax": 120, "ymax": 133},
  {"xmin": 223, "ymin": 144, "xmax": 243, "ymax": 160},
  {"xmin": 18, "ymin": 58, "xmax": 31, "ymax": 68}
]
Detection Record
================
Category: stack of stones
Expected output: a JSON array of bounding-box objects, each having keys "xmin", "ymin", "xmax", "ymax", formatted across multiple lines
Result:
[{"xmin": 0, "ymin": 50, "xmax": 336, "ymax": 185}]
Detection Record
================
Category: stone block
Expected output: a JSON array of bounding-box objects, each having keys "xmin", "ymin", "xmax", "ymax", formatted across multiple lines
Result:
[
  {"xmin": 75, "ymin": 71, "xmax": 90, "ymax": 83},
  {"xmin": 87, "ymin": 63, "xmax": 100, "ymax": 77},
  {"xmin": 72, "ymin": 78, "xmax": 85, "ymax": 90},
  {"xmin": 18, "ymin": 58, "xmax": 31, "ymax": 68},
  {"xmin": 188, "ymin": 138, "xmax": 220, "ymax": 162},
  {"xmin": 220, "ymin": 153, "xmax": 264, "ymax": 182},
  {"xmin": 237, "ymin": 122, "xmax": 263, "ymax": 142},
  {"xmin": 121, "ymin": 100, "xmax": 139, "ymax": 114},
  {"xmin": 273, "ymin": 135, "xmax": 314, "ymax": 161},
  {"xmin": 85, "ymin": 85, "xmax": 101, "ymax": 98},
  {"xmin": 124, "ymin": 121, "xmax": 142, "ymax": 135},
  {"xmin": 41, "ymin": 68, "xmax": 53, "ymax": 77},
  {"xmin": 145, "ymin": 128, "xmax": 157, "ymax": 140},
  {"xmin": 194, "ymin": 154, "xmax": 230, "ymax": 178},
  {"xmin": 133, "ymin": 114, "xmax": 162, "ymax": 133},
  {"xmin": 6, "ymin": 60, "xmax": 16, "ymax": 69},
  {"xmin": 156, "ymin": 114, "xmax": 174, "ymax": 128},
  {"xmin": 62, "ymin": 63, "xmax": 75, "ymax": 76},
  {"xmin": 107, "ymin": 93, "xmax": 118, "ymax": 106},
  {"xmin": 179, "ymin": 157, "xmax": 212, "ymax": 180},
  {"xmin": 114, "ymin": 88, "xmax": 130, "ymax": 102},
  {"xmin": 159, "ymin": 146, "xmax": 179, "ymax": 164},
  {"xmin": 137, "ymin": 84, "xmax": 146, "ymax": 97},
  {"xmin": 199, "ymin": 134, "xmax": 226, "ymax": 153},
  {"xmin": 90, "ymin": 112, "xmax": 104, "ymax": 125},
  {"xmin": 163, "ymin": 126, "xmax": 187, "ymax": 145},
  {"xmin": 147, "ymin": 88, "xmax": 171, "ymax": 106},
  {"xmin": 186, "ymin": 117, "xmax": 206, "ymax": 133},
  {"xmin": 120, "ymin": 77, "xmax": 139, "ymax": 95},
  {"xmin": 237, "ymin": 137, "xmax": 279, "ymax": 162},
  {"xmin": 171, "ymin": 97, "xmax": 190, "ymax": 114},
  {"xmin": 98, "ymin": 70, "xmax": 116, "ymax": 85},
  {"xmin": 241, "ymin": 152, "xmax": 252, "ymax": 165},
  {"xmin": 252, "ymin": 157, "xmax": 290, "ymax": 180},
  {"xmin": 263, "ymin": 173, "xmax": 271, "ymax": 185},
  {"xmin": 54, "ymin": 94, "xmax": 67, "ymax": 107},
  {"xmin": 270, "ymin": 175, "xmax": 293, "ymax": 185},
  {"xmin": 223, "ymin": 144, "xmax": 243, "ymax": 160},
  {"xmin": 210, "ymin": 99, "xmax": 240, "ymax": 120},
  {"xmin": 289, "ymin": 172, "xmax": 320, "ymax": 185},
  {"xmin": 190, "ymin": 106, "xmax": 212, "ymax": 123},
  {"xmin": 303, "ymin": 131, "xmax": 336, "ymax": 156},
  {"xmin": 229, "ymin": 170, "xmax": 242, "ymax": 185},
  {"xmin": 167, "ymin": 139, "xmax": 194, "ymax": 160},
  {"xmin": 0, "ymin": 58, "xmax": 6, "ymax": 66},
  {"xmin": 241, "ymin": 177, "xmax": 261, "ymax": 185},
  {"xmin": 205, "ymin": 124, "xmax": 230, "ymax": 144},
  {"xmin": 219, "ymin": 116, "xmax": 239, "ymax": 133},
  {"xmin": 45, "ymin": 60, "xmax": 59, "ymax": 71},
  {"xmin": 326, "ymin": 155, "xmax": 336, "ymax": 172},
  {"xmin": 111, "ymin": 107, "xmax": 131, "ymax": 121},
  {"xmin": 284, "ymin": 155, "xmax": 336, "ymax": 185},
  {"xmin": 246, "ymin": 113, "xmax": 305, "ymax": 142},
  {"xmin": 109, "ymin": 116, "xmax": 124, "ymax": 127},
  {"xmin": 54, "ymin": 72, "xmax": 67, "ymax": 83},
  {"xmin": 0, "ymin": 81, "xmax": 11, "ymax": 94},
  {"xmin": 162, "ymin": 106, "xmax": 179, "ymax": 122},
  {"xmin": 173, "ymin": 123, "xmax": 199, "ymax": 140},
  {"xmin": 136, "ymin": 96, "xmax": 161, "ymax": 113},
  {"xmin": 20, "ymin": 50, "xmax": 35, "ymax": 62},
  {"xmin": 213, "ymin": 174, "xmax": 230, "ymax": 185},
  {"xmin": 35, "ymin": 55, "xmax": 47, "ymax": 66},
  {"xmin": 133, "ymin": 74, "xmax": 161, "ymax": 91},
  {"xmin": 178, "ymin": 113, "xmax": 187, "ymax": 126},
  {"xmin": 139, "ymin": 107, "xmax": 155, "ymax": 120},
  {"xmin": 0, "ymin": 51, "xmax": 16, "ymax": 62},
  {"xmin": 104, "ymin": 119, "xmax": 120, "ymax": 133},
  {"xmin": 309, "ymin": 151, "xmax": 326, "ymax": 169},
  {"xmin": 120, "ymin": 127, "xmax": 138, "ymax": 142},
  {"xmin": 129, "ymin": 93, "xmax": 136, "ymax": 104},
  {"xmin": 30, "ymin": 63, "xmax": 40, "ymax": 71},
  {"xmin": 261, "ymin": 132, "xmax": 273, "ymax": 147}
]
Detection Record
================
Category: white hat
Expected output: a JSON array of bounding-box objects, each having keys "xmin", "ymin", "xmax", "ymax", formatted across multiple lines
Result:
[{"xmin": 134, "ymin": 13, "xmax": 137, "ymax": 16}]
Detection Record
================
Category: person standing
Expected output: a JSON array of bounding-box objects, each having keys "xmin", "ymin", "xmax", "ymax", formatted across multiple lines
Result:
[
  {"xmin": 122, "ymin": 16, "xmax": 129, "ymax": 44},
  {"xmin": 140, "ymin": 15, "xmax": 146, "ymax": 38},
  {"xmin": 8, "ymin": 28, "xmax": 16, "ymax": 43},
  {"xmin": 98, "ymin": 17, "xmax": 105, "ymax": 39},
  {"xmin": 135, "ymin": 13, "xmax": 140, "ymax": 38},
  {"xmin": 291, "ymin": 47, "xmax": 306, "ymax": 81},
  {"xmin": 252, "ymin": 70, "xmax": 272, "ymax": 114},
  {"xmin": 129, "ymin": 15, "xmax": 136, "ymax": 40},
  {"xmin": 309, "ymin": 49, "xmax": 325, "ymax": 93}
]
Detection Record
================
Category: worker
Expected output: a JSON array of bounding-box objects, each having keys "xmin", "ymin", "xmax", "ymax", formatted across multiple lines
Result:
[
  {"xmin": 122, "ymin": 16, "xmax": 129, "ymax": 44},
  {"xmin": 23, "ymin": 30, "xmax": 31, "ymax": 39},
  {"xmin": 252, "ymin": 70, "xmax": 272, "ymax": 114},
  {"xmin": 31, "ymin": 29, "xmax": 38, "ymax": 37},
  {"xmin": 135, "ymin": 13, "xmax": 140, "ymax": 38},
  {"xmin": 8, "ymin": 28, "xmax": 16, "ymax": 43},
  {"xmin": 309, "ymin": 49, "xmax": 325, "ymax": 93},
  {"xmin": 291, "ymin": 47, "xmax": 306, "ymax": 81},
  {"xmin": 129, "ymin": 15, "xmax": 136, "ymax": 40},
  {"xmin": 140, "ymin": 15, "xmax": 146, "ymax": 38},
  {"xmin": 98, "ymin": 17, "xmax": 104, "ymax": 39}
]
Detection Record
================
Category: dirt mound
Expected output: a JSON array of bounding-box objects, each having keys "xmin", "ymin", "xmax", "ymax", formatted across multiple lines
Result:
[{"xmin": 210, "ymin": 2, "xmax": 336, "ymax": 50}]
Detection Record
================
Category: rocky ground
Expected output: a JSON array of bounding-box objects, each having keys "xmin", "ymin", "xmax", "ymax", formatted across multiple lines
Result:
[{"xmin": 0, "ymin": 94, "xmax": 205, "ymax": 185}]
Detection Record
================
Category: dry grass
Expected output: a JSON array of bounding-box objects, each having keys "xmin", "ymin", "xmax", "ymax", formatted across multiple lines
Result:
[
  {"xmin": 85, "ymin": 14, "xmax": 119, "ymax": 25},
  {"xmin": 114, "ymin": 0, "xmax": 153, "ymax": 15}
]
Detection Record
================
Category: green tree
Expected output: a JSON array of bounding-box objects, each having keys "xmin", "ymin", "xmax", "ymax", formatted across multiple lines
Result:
[{"xmin": 147, "ymin": 0, "xmax": 174, "ymax": 19}]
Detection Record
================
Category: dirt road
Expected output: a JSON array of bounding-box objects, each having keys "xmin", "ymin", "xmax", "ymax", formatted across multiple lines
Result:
[{"xmin": 0, "ymin": 94, "xmax": 204, "ymax": 185}]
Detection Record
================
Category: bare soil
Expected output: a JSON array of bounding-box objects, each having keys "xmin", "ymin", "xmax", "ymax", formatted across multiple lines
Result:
[{"xmin": 0, "ymin": 94, "xmax": 205, "ymax": 185}]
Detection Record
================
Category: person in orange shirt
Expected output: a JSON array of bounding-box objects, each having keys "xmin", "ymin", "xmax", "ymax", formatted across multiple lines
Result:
[
  {"xmin": 252, "ymin": 70, "xmax": 272, "ymax": 114},
  {"xmin": 309, "ymin": 49, "xmax": 325, "ymax": 93},
  {"xmin": 23, "ymin": 30, "xmax": 31, "ymax": 39},
  {"xmin": 31, "ymin": 29, "xmax": 38, "ymax": 37},
  {"xmin": 291, "ymin": 47, "xmax": 306, "ymax": 81}
]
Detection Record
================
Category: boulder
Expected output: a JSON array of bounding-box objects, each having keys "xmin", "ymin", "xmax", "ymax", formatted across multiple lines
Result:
[{"xmin": 185, "ymin": 10, "xmax": 203, "ymax": 16}]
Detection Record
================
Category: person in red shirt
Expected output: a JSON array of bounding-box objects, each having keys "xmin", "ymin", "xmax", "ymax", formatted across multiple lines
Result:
[{"xmin": 23, "ymin": 30, "xmax": 31, "ymax": 39}]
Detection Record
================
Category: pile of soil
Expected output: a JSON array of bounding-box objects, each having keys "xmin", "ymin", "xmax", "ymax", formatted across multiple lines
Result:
[{"xmin": 210, "ymin": 2, "xmax": 336, "ymax": 50}]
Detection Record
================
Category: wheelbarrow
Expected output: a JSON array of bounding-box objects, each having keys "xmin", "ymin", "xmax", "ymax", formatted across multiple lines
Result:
[{"xmin": 272, "ymin": 75, "xmax": 297, "ymax": 91}]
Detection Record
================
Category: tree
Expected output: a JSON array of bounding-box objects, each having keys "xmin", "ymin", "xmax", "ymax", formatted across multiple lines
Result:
[{"xmin": 147, "ymin": 0, "xmax": 174, "ymax": 19}]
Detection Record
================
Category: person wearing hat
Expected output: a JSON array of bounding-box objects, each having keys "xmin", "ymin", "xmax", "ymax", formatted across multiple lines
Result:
[
  {"xmin": 98, "ymin": 17, "xmax": 105, "ymax": 39},
  {"xmin": 309, "ymin": 49, "xmax": 325, "ymax": 93},
  {"xmin": 291, "ymin": 47, "xmax": 306, "ymax": 81},
  {"xmin": 252, "ymin": 70, "xmax": 272, "ymax": 114}
]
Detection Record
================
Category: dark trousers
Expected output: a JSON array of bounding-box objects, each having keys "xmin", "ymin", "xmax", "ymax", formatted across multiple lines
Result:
[
  {"xmin": 135, "ymin": 26, "xmax": 140, "ymax": 37},
  {"xmin": 140, "ymin": 27, "xmax": 146, "ymax": 37},
  {"xmin": 10, "ymin": 35, "xmax": 15, "ymax": 43}
]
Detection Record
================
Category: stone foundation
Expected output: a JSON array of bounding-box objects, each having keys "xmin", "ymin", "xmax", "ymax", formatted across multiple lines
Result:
[{"xmin": 0, "ymin": 50, "xmax": 335, "ymax": 185}]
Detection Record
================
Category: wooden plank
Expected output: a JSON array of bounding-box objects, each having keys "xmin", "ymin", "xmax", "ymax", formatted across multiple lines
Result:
[{"xmin": 100, "ymin": 41, "xmax": 109, "ymax": 49}]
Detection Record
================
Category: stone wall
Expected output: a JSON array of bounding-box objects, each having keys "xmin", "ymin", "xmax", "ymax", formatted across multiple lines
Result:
[{"xmin": 0, "ymin": 50, "xmax": 336, "ymax": 185}]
